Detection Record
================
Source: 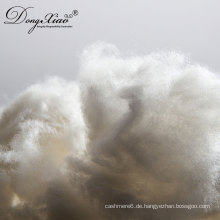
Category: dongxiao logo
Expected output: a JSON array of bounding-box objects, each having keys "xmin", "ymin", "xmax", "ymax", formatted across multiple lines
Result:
[{"xmin": 4, "ymin": 6, "xmax": 79, "ymax": 34}]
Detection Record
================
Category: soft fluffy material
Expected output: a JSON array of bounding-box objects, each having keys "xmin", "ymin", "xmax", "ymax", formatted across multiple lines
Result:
[{"xmin": 0, "ymin": 43, "xmax": 220, "ymax": 220}]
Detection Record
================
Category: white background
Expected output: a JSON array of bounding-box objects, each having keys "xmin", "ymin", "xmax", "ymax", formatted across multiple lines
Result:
[{"xmin": 0, "ymin": 0, "xmax": 220, "ymax": 105}]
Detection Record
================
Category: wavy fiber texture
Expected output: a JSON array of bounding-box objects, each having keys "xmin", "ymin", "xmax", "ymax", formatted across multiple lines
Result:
[{"xmin": 0, "ymin": 43, "xmax": 220, "ymax": 220}]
